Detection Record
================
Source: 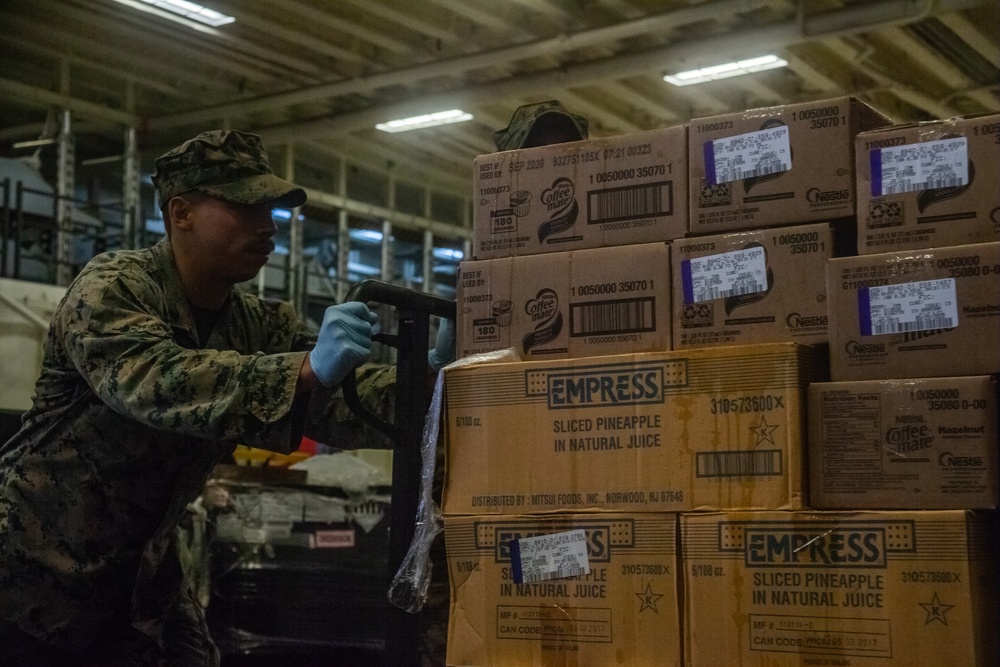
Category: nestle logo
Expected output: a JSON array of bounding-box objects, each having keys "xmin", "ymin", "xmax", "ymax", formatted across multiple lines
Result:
[
  {"xmin": 939, "ymin": 452, "xmax": 984, "ymax": 468},
  {"xmin": 541, "ymin": 177, "xmax": 574, "ymax": 212},
  {"xmin": 885, "ymin": 425, "xmax": 933, "ymax": 454},
  {"xmin": 786, "ymin": 312, "xmax": 828, "ymax": 328},
  {"xmin": 806, "ymin": 187, "xmax": 850, "ymax": 204},
  {"xmin": 525, "ymin": 288, "xmax": 558, "ymax": 323},
  {"xmin": 746, "ymin": 527, "xmax": 885, "ymax": 567},
  {"xmin": 548, "ymin": 366, "xmax": 664, "ymax": 409},
  {"xmin": 846, "ymin": 340, "xmax": 885, "ymax": 356}
]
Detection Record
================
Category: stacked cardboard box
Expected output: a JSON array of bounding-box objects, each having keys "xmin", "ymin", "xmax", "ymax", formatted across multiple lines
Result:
[
  {"xmin": 451, "ymin": 123, "xmax": 693, "ymax": 665},
  {"xmin": 444, "ymin": 101, "xmax": 1000, "ymax": 667}
]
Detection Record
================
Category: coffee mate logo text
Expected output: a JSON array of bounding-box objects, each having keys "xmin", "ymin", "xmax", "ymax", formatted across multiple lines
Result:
[
  {"xmin": 525, "ymin": 288, "xmax": 558, "ymax": 323},
  {"xmin": 522, "ymin": 288, "xmax": 564, "ymax": 354},
  {"xmin": 746, "ymin": 527, "xmax": 885, "ymax": 567},
  {"xmin": 541, "ymin": 177, "xmax": 574, "ymax": 212},
  {"xmin": 885, "ymin": 424, "xmax": 933, "ymax": 455}
]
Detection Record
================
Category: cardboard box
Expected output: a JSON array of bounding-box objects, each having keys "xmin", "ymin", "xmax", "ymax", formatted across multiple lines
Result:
[
  {"xmin": 672, "ymin": 222, "xmax": 847, "ymax": 349},
  {"xmin": 856, "ymin": 114, "xmax": 1000, "ymax": 254},
  {"xmin": 445, "ymin": 512, "xmax": 680, "ymax": 667},
  {"xmin": 681, "ymin": 510, "xmax": 1000, "ymax": 667},
  {"xmin": 808, "ymin": 377, "xmax": 999, "ymax": 510},
  {"xmin": 472, "ymin": 125, "xmax": 688, "ymax": 259},
  {"xmin": 826, "ymin": 241, "xmax": 1000, "ymax": 381},
  {"xmin": 458, "ymin": 242, "xmax": 671, "ymax": 360},
  {"xmin": 688, "ymin": 96, "xmax": 891, "ymax": 234},
  {"xmin": 443, "ymin": 343, "xmax": 825, "ymax": 515}
]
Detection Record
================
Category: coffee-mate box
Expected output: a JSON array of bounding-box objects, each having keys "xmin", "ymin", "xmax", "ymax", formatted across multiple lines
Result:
[
  {"xmin": 445, "ymin": 513, "xmax": 680, "ymax": 667},
  {"xmin": 458, "ymin": 242, "xmax": 670, "ymax": 360},
  {"xmin": 672, "ymin": 222, "xmax": 845, "ymax": 349},
  {"xmin": 827, "ymin": 241, "xmax": 1000, "ymax": 381},
  {"xmin": 808, "ymin": 376, "xmax": 999, "ymax": 509},
  {"xmin": 681, "ymin": 510, "xmax": 1000, "ymax": 667},
  {"xmin": 443, "ymin": 343, "xmax": 825, "ymax": 515},
  {"xmin": 856, "ymin": 113, "xmax": 1000, "ymax": 254},
  {"xmin": 689, "ymin": 96, "xmax": 891, "ymax": 234},
  {"xmin": 473, "ymin": 125, "xmax": 688, "ymax": 259}
]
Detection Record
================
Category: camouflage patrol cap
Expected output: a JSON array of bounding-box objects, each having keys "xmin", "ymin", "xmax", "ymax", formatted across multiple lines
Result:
[
  {"xmin": 153, "ymin": 130, "xmax": 306, "ymax": 209},
  {"xmin": 492, "ymin": 100, "xmax": 588, "ymax": 152}
]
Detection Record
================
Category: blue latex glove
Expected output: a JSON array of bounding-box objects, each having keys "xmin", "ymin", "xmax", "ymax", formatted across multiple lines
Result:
[
  {"xmin": 427, "ymin": 318, "xmax": 456, "ymax": 371},
  {"xmin": 309, "ymin": 302, "xmax": 379, "ymax": 387}
]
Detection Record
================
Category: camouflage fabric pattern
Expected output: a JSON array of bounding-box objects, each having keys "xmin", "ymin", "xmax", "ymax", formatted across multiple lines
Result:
[
  {"xmin": 0, "ymin": 236, "xmax": 393, "ymax": 655},
  {"xmin": 152, "ymin": 130, "xmax": 306, "ymax": 209},
  {"xmin": 492, "ymin": 100, "xmax": 589, "ymax": 151}
]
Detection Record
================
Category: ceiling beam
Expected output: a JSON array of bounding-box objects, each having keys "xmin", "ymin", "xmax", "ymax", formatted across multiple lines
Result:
[
  {"xmin": 150, "ymin": 0, "xmax": 773, "ymax": 130},
  {"xmin": 36, "ymin": 0, "xmax": 323, "ymax": 80},
  {"xmin": 420, "ymin": 0, "xmax": 530, "ymax": 35},
  {"xmin": 210, "ymin": 1, "xmax": 370, "ymax": 65},
  {"xmin": 0, "ymin": 78, "xmax": 137, "ymax": 126},
  {"xmin": 335, "ymin": 0, "xmax": 459, "ymax": 44},
  {"xmin": 936, "ymin": 11, "xmax": 1000, "ymax": 66},
  {"xmin": 279, "ymin": 0, "xmax": 416, "ymax": 54},
  {"xmin": 249, "ymin": 0, "xmax": 991, "ymax": 144}
]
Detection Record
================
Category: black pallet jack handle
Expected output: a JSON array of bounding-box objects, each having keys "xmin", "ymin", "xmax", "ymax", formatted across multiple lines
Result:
[{"xmin": 341, "ymin": 280, "xmax": 455, "ymax": 667}]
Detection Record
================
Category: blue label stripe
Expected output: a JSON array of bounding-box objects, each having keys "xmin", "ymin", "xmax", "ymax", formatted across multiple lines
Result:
[
  {"xmin": 703, "ymin": 140, "xmax": 717, "ymax": 186},
  {"xmin": 858, "ymin": 287, "xmax": 873, "ymax": 336},
  {"xmin": 510, "ymin": 539, "xmax": 524, "ymax": 584},
  {"xmin": 681, "ymin": 259, "xmax": 694, "ymax": 304},
  {"xmin": 870, "ymin": 149, "xmax": 883, "ymax": 197}
]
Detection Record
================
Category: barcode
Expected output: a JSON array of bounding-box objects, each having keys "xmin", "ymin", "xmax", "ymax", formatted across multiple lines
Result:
[
  {"xmin": 588, "ymin": 181, "xmax": 672, "ymax": 224},
  {"xmin": 871, "ymin": 315, "xmax": 954, "ymax": 335},
  {"xmin": 696, "ymin": 450, "xmax": 782, "ymax": 478},
  {"xmin": 570, "ymin": 297, "xmax": 655, "ymax": 336},
  {"xmin": 883, "ymin": 176, "xmax": 963, "ymax": 195},
  {"xmin": 521, "ymin": 566, "xmax": 586, "ymax": 584},
  {"xmin": 694, "ymin": 281, "xmax": 763, "ymax": 303},
  {"xmin": 717, "ymin": 160, "xmax": 789, "ymax": 183}
]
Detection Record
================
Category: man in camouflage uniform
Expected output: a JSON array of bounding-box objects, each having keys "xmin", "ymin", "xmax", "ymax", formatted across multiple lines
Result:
[
  {"xmin": 492, "ymin": 100, "xmax": 589, "ymax": 151},
  {"xmin": 0, "ymin": 130, "xmax": 452, "ymax": 666}
]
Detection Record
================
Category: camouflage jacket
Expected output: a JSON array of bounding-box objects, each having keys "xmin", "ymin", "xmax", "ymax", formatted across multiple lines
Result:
[{"xmin": 0, "ymin": 238, "xmax": 395, "ymax": 649}]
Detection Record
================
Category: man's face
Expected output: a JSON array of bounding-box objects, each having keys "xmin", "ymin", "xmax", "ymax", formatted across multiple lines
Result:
[{"xmin": 185, "ymin": 195, "xmax": 277, "ymax": 285}]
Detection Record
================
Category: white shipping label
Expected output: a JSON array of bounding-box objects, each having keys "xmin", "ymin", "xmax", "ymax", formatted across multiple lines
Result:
[
  {"xmin": 681, "ymin": 247, "xmax": 768, "ymax": 303},
  {"xmin": 705, "ymin": 125, "xmax": 791, "ymax": 185},
  {"xmin": 871, "ymin": 137, "xmax": 968, "ymax": 196},
  {"xmin": 859, "ymin": 278, "xmax": 958, "ymax": 336},
  {"xmin": 511, "ymin": 529, "xmax": 590, "ymax": 584}
]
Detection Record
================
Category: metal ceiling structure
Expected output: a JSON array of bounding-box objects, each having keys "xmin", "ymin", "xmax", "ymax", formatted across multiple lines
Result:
[{"xmin": 1, "ymin": 0, "xmax": 998, "ymax": 243}]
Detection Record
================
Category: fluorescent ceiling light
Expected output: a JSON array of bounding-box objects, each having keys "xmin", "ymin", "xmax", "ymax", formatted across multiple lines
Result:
[
  {"xmin": 433, "ymin": 247, "xmax": 464, "ymax": 261},
  {"xmin": 376, "ymin": 109, "xmax": 473, "ymax": 133},
  {"xmin": 664, "ymin": 55, "xmax": 788, "ymax": 86},
  {"xmin": 109, "ymin": 0, "xmax": 233, "ymax": 33}
]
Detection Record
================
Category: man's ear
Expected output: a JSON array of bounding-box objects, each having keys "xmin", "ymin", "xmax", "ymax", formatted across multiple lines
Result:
[{"xmin": 167, "ymin": 195, "xmax": 195, "ymax": 232}]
